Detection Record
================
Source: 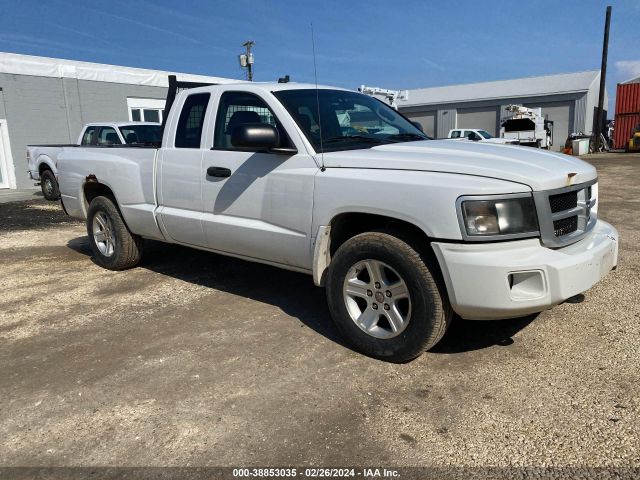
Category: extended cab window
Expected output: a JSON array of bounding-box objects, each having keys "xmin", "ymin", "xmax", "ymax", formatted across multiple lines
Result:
[
  {"xmin": 97, "ymin": 127, "xmax": 121, "ymax": 145},
  {"xmin": 175, "ymin": 93, "xmax": 210, "ymax": 148},
  {"xmin": 81, "ymin": 126, "xmax": 97, "ymax": 145},
  {"xmin": 450, "ymin": 130, "xmax": 461, "ymax": 138},
  {"xmin": 213, "ymin": 91, "xmax": 292, "ymax": 151}
]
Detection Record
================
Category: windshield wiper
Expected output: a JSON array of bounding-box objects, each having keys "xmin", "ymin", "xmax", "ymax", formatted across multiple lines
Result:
[
  {"xmin": 323, "ymin": 135, "xmax": 389, "ymax": 144},
  {"xmin": 386, "ymin": 133, "xmax": 428, "ymax": 142}
]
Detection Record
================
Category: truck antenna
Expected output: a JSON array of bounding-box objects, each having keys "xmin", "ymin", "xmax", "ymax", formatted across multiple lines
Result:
[{"xmin": 311, "ymin": 23, "xmax": 324, "ymax": 170}]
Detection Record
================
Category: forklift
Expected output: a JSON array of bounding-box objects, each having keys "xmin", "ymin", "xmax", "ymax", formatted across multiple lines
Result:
[{"xmin": 625, "ymin": 123, "xmax": 640, "ymax": 153}]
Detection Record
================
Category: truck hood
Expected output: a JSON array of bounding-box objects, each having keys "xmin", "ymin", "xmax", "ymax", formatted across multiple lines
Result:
[{"xmin": 320, "ymin": 140, "xmax": 596, "ymax": 191}]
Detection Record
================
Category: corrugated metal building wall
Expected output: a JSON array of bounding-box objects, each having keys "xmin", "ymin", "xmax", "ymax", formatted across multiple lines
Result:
[{"xmin": 613, "ymin": 80, "xmax": 640, "ymax": 150}]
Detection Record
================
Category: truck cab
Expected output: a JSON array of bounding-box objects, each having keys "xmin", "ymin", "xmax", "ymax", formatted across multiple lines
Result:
[
  {"xmin": 448, "ymin": 128, "xmax": 516, "ymax": 144},
  {"xmin": 79, "ymin": 122, "xmax": 161, "ymax": 146},
  {"xmin": 27, "ymin": 122, "xmax": 161, "ymax": 200}
]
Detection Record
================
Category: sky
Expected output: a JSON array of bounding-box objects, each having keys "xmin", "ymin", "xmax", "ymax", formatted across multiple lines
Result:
[{"xmin": 1, "ymin": 0, "xmax": 639, "ymax": 108}]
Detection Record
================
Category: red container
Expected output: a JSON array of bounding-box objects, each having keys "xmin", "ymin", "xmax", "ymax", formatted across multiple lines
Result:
[
  {"xmin": 616, "ymin": 83, "xmax": 640, "ymax": 114},
  {"xmin": 614, "ymin": 83, "xmax": 640, "ymax": 149},
  {"xmin": 614, "ymin": 113, "xmax": 640, "ymax": 150}
]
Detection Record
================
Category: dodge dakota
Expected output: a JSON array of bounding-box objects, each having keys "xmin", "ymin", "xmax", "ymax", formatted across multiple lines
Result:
[{"xmin": 56, "ymin": 79, "xmax": 618, "ymax": 362}]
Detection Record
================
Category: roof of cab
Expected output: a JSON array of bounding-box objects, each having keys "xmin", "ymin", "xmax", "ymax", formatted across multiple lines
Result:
[{"xmin": 185, "ymin": 82, "xmax": 353, "ymax": 93}]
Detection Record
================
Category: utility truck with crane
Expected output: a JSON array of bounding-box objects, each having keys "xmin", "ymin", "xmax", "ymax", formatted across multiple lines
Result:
[
  {"xmin": 501, "ymin": 104, "xmax": 554, "ymax": 149},
  {"xmin": 54, "ymin": 77, "xmax": 618, "ymax": 362},
  {"xmin": 358, "ymin": 85, "xmax": 409, "ymax": 110}
]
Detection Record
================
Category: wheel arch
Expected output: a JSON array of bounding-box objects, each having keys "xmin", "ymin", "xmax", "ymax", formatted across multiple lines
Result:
[
  {"xmin": 83, "ymin": 178, "xmax": 116, "ymax": 209},
  {"xmin": 37, "ymin": 156, "xmax": 56, "ymax": 175},
  {"xmin": 313, "ymin": 211, "xmax": 442, "ymax": 287}
]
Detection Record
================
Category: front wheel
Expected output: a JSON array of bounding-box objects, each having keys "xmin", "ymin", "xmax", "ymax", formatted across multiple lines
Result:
[
  {"xmin": 86, "ymin": 195, "xmax": 143, "ymax": 270},
  {"xmin": 40, "ymin": 170, "xmax": 60, "ymax": 201},
  {"xmin": 326, "ymin": 232, "xmax": 452, "ymax": 362}
]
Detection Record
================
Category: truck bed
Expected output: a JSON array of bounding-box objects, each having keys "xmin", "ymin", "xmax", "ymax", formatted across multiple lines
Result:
[{"xmin": 57, "ymin": 146, "xmax": 162, "ymax": 240}]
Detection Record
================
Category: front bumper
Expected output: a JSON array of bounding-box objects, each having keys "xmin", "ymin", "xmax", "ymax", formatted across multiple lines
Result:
[{"xmin": 432, "ymin": 220, "xmax": 618, "ymax": 320}]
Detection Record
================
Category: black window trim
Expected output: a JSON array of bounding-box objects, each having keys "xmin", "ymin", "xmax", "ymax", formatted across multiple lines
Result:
[{"xmin": 211, "ymin": 90, "xmax": 293, "ymax": 153}]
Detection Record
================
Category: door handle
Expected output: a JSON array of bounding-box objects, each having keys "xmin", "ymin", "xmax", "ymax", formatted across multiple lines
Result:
[{"xmin": 207, "ymin": 166, "xmax": 231, "ymax": 178}]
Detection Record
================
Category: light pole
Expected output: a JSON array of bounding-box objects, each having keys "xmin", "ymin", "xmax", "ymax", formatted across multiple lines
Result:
[{"xmin": 239, "ymin": 40, "xmax": 255, "ymax": 81}]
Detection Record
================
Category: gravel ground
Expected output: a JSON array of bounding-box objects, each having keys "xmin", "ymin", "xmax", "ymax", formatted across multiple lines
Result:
[{"xmin": 0, "ymin": 154, "xmax": 638, "ymax": 474}]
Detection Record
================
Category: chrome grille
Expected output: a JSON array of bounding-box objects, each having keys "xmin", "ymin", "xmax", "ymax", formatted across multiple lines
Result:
[{"xmin": 532, "ymin": 179, "xmax": 597, "ymax": 248}]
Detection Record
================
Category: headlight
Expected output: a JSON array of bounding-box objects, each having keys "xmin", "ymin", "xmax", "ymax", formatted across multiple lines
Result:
[{"xmin": 458, "ymin": 195, "xmax": 539, "ymax": 239}]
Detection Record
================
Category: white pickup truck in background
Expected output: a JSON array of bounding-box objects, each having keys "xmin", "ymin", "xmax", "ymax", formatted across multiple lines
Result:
[
  {"xmin": 447, "ymin": 128, "xmax": 517, "ymax": 144},
  {"xmin": 55, "ymin": 78, "xmax": 618, "ymax": 362},
  {"xmin": 27, "ymin": 122, "xmax": 161, "ymax": 200}
]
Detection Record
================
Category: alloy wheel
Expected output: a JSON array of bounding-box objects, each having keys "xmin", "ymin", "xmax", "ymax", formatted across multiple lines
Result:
[{"xmin": 342, "ymin": 259, "xmax": 412, "ymax": 339}]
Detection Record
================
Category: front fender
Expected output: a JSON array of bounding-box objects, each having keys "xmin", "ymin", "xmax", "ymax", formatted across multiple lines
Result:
[{"xmin": 312, "ymin": 168, "xmax": 531, "ymax": 241}]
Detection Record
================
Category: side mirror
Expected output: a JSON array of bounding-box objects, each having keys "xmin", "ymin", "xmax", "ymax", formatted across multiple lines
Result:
[
  {"xmin": 231, "ymin": 123, "xmax": 279, "ymax": 150},
  {"xmin": 230, "ymin": 123, "xmax": 298, "ymax": 155},
  {"xmin": 411, "ymin": 121, "xmax": 424, "ymax": 132}
]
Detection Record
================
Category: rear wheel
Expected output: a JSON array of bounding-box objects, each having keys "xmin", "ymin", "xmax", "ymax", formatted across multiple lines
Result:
[
  {"xmin": 326, "ymin": 232, "xmax": 452, "ymax": 362},
  {"xmin": 40, "ymin": 169, "xmax": 60, "ymax": 200},
  {"xmin": 86, "ymin": 195, "xmax": 143, "ymax": 270}
]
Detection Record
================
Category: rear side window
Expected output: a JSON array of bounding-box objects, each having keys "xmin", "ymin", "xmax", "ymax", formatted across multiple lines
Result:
[
  {"xmin": 97, "ymin": 127, "xmax": 122, "ymax": 145},
  {"xmin": 450, "ymin": 130, "xmax": 461, "ymax": 138},
  {"xmin": 81, "ymin": 126, "xmax": 97, "ymax": 145},
  {"xmin": 175, "ymin": 93, "xmax": 210, "ymax": 148},
  {"xmin": 80, "ymin": 127, "xmax": 96, "ymax": 145}
]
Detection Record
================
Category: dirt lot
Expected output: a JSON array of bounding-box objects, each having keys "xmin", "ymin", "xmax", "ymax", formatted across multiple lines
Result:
[{"xmin": 1, "ymin": 154, "xmax": 639, "ymax": 471}]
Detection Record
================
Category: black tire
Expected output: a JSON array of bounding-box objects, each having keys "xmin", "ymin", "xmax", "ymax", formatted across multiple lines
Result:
[
  {"xmin": 326, "ymin": 232, "xmax": 452, "ymax": 362},
  {"xmin": 86, "ymin": 195, "xmax": 143, "ymax": 270},
  {"xmin": 40, "ymin": 169, "xmax": 60, "ymax": 201}
]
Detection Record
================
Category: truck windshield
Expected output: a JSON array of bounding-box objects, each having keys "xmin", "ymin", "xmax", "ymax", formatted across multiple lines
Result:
[
  {"xmin": 478, "ymin": 130, "xmax": 493, "ymax": 139},
  {"xmin": 118, "ymin": 125, "xmax": 162, "ymax": 145},
  {"xmin": 273, "ymin": 89, "xmax": 429, "ymax": 152}
]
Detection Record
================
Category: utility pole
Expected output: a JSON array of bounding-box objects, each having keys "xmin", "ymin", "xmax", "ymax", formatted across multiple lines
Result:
[
  {"xmin": 239, "ymin": 40, "xmax": 255, "ymax": 81},
  {"xmin": 594, "ymin": 6, "xmax": 612, "ymax": 151}
]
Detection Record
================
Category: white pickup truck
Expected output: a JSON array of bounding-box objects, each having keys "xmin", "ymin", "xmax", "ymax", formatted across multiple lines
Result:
[
  {"xmin": 27, "ymin": 122, "xmax": 161, "ymax": 200},
  {"xmin": 447, "ymin": 128, "xmax": 517, "ymax": 145},
  {"xmin": 56, "ymin": 79, "xmax": 618, "ymax": 362}
]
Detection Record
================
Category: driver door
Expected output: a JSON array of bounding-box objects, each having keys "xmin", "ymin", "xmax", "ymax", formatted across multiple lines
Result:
[{"xmin": 199, "ymin": 90, "xmax": 317, "ymax": 270}]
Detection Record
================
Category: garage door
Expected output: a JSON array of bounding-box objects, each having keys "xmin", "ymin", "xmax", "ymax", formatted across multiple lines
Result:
[
  {"xmin": 457, "ymin": 107, "xmax": 499, "ymax": 136},
  {"xmin": 405, "ymin": 111, "xmax": 436, "ymax": 138},
  {"xmin": 525, "ymin": 102, "xmax": 572, "ymax": 152}
]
